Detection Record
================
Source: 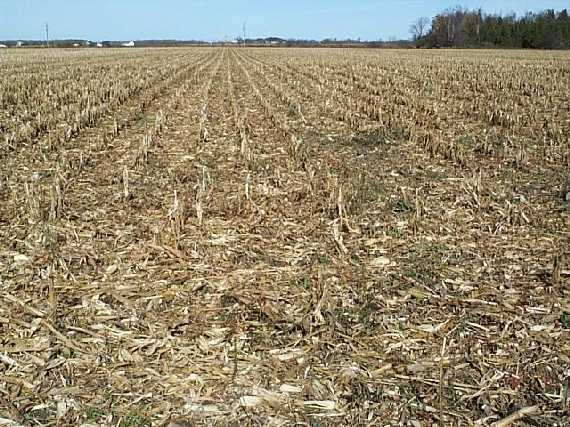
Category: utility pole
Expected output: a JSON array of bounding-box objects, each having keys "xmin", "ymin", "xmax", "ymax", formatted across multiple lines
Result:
[{"xmin": 45, "ymin": 23, "xmax": 49, "ymax": 48}]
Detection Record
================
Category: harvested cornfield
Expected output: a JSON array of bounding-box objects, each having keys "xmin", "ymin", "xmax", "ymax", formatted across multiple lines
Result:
[{"xmin": 1, "ymin": 47, "xmax": 569, "ymax": 426}]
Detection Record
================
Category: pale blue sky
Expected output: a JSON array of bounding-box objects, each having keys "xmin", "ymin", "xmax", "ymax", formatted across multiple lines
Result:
[{"xmin": 0, "ymin": 0, "xmax": 568, "ymax": 41}]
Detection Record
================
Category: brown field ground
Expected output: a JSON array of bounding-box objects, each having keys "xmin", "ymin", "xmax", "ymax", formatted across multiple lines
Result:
[{"xmin": 0, "ymin": 47, "xmax": 569, "ymax": 426}]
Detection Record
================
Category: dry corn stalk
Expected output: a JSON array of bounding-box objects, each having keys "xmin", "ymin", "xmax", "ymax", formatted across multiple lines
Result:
[
  {"xmin": 168, "ymin": 190, "xmax": 185, "ymax": 247},
  {"xmin": 562, "ymin": 175, "xmax": 570, "ymax": 201},
  {"xmin": 552, "ymin": 253, "xmax": 562, "ymax": 284},
  {"xmin": 201, "ymin": 166, "xmax": 209, "ymax": 193},
  {"xmin": 195, "ymin": 187, "xmax": 204, "ymax": 227},
  {"xmin": 245, "ymin": 172, "xmax": 251, "ymax": 200},
  {"xmin": 123, "ymin": 167, "xmax": 130, "ymax": 200},
  {"xmin": 155, "ymin": 109, "xmax": 165, "ymax": 135},
  {"xmin": 195, "ymin": 169, "xmax": 208, "ymax": 226},
  {"xmin": 112, "ymin": 117, "xmax": 119, "ymax": 137},
  {"xmin": 240, "ymin": 128, "xmax": 249, "ymax": 159},
  {"xmin": 199, "ymin": 113, "xmax": 209, "ymax": 143},
  {"xmin": 331, "ymin": 219, "xmax": 347, "ymax": 254},
  {"xmin": 48, "ymin": 170, "xmax": 64, "ymax": 221},
  {"xmin": 136, "ymin": 132, "xmax": 153, "ymax": 165},
  {"xmin": 490, "ymin": 406, "xmax": 539, "ymax": 427},
  {"xmin": 336, "ymin": 185, "xmax": 344, "ymax": 222},
  {"xmin": 25, "ymin": 179, "xmax": 42, "ymax": 224},
  {"xmin": 40, "ymin": 221, "xmax": 58, "ymax": 260}
]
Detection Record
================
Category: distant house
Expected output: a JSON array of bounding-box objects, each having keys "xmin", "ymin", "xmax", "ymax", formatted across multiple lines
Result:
[
  {"xmin": 122, "ymin": 41, "xmax": 135, "ymax": 47},
  {"xmin": 96, "ymin": 42, "xmax": 103, "ymax": 48},
  {"xmin": 0, "ymin": 44, "xmax": 7, "ymax": 48},
  {"xmin": 266, "ymin": 37, "xmax": 285, "ymax": 45},
  {"xmin": 16, "ymin": 41, "xmax": 24, "ymax": 47},
  {"xmin": 73, "ymin": 43, "xmax": 80, "ymax": 47}
]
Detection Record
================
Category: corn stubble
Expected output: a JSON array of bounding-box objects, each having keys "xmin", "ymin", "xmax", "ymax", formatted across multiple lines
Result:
[{"xmin": 0, "ymin": 47, "xmax": 569, "ymax": 426}]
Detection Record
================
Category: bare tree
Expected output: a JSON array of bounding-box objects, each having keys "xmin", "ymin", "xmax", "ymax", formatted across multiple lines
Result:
[{"xmin": 409, "ymin": 17, "xmax": 430, "ymax": 42}]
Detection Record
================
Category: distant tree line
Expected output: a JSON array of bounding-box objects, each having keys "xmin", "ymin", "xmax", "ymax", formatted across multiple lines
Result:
[{"xmin": 412, "ymin": 7, "xmax": 570, "ymax": 49}]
